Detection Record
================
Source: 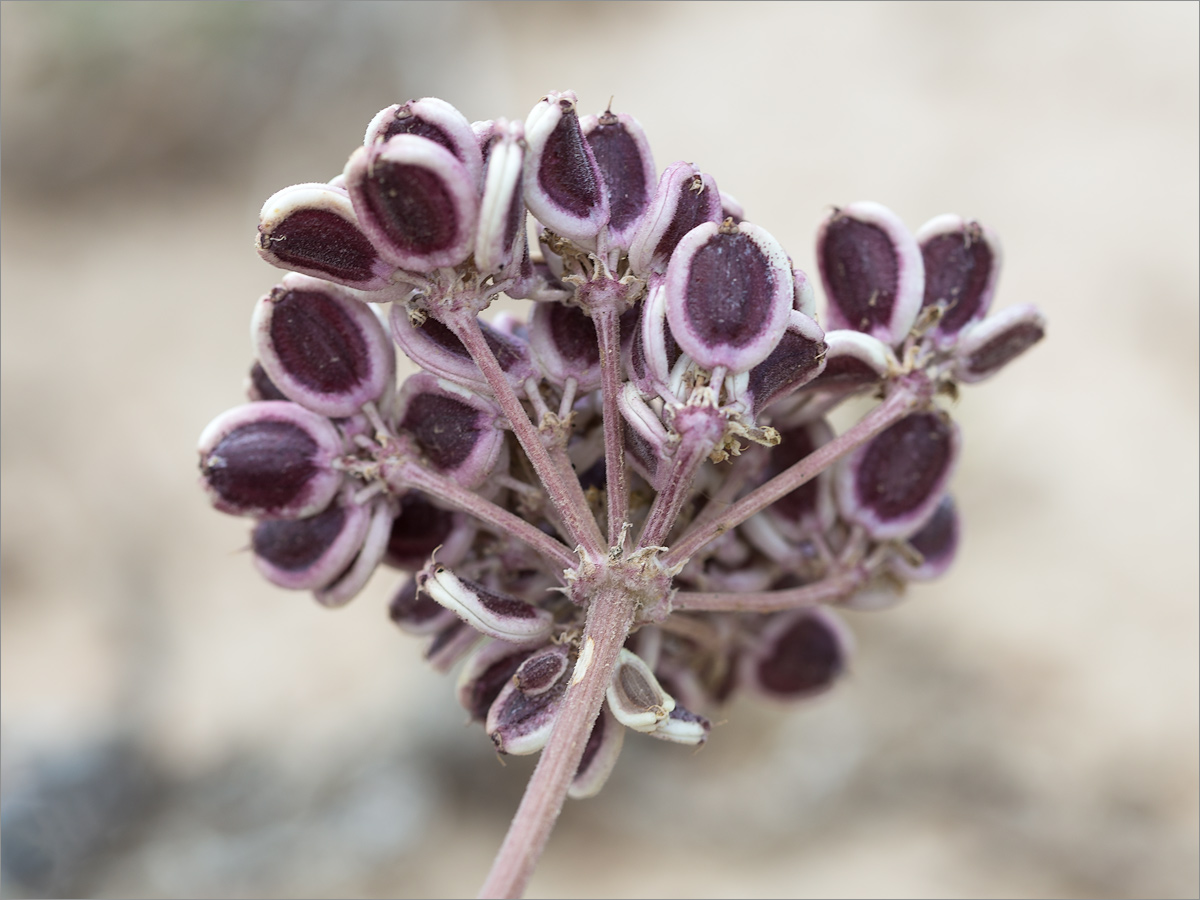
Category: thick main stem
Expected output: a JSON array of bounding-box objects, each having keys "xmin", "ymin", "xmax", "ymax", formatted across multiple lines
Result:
[
  {"xmin": 662, "ymin": 382, "xmax": 926, "ymax": 570},
  {"xmin": 592, "ymin": 305, "xmax": 629, "ymax": 545},
  {"xmin": 478, "ymin": 576, "xmax": 638, "ymax": 899},
  {"xmin": 449, "ymin": 312, "xmax": 605, "ymax": 559}
]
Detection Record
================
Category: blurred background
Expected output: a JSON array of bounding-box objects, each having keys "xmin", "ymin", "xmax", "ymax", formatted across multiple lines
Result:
[{"xmin": 1, "ymin": 2, "xmax": 1196, "ymax": 897}]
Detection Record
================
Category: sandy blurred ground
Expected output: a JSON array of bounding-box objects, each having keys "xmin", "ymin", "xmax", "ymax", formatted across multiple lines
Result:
[{"xmin": 1, "ymin": 2, "xmax": 1196, "ymax": 897}]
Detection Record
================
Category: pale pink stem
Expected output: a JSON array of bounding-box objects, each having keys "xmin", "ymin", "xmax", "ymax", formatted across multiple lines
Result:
[
  {"xmin": 662, "ymin": 380, "xmax": 927, "ymax": 570},
  {"xmin": 478, "ymin": 579, "xmax": 638, "ymax": 899},
  {"xmin": 685, "ymin": 445, "xmax": 768, "ymax": 537},
  {"xmin": 638, "ymin": 424, "xmax": 719, "ymax": 549},
  {"xmin": 390, "ymin": 461, "xmax": 577, "ymax": 573},
  {"xmin": 592, "ymin": 305, "xmax": 629, "ymax": 545},
  {"xmin": 656, "ymin": 612, "xmax": 722, "ymax": 648},
  {"xmin": 547, "ymin": 441, "xmax": 596, "ymax": 534},
  {"xmin": 773, "ymin": 384, "xmax": 866, "ymax": 429},
  {"xmin": 673, "ymin": 567, "xmax": 867, "ymax": 612},
  {"xmin": 524, "ymin": 377, "xmax": 596, "ymax": 543},
  {"xmin": 447, "ymin": 311, "xmax": 605, "ymax": 560}
]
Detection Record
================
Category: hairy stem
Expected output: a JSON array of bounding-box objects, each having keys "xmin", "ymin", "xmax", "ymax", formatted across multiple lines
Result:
[
  {"xmin": 638, "ymin": 436, "xmax": 714, "ymax": 550},
  {"xmin": 638, "ymin": 408, "xmax": 724, "ymax": 550},
  {"xmin": 663, "ymin": 380, "xmax": 927, "ymax": 569},
  {"xmin": 478, "ymin": 576, "xmax": 638, "ymax": 899},
  {"xmin": 593, "ymin": 305, "xmax": 629, "ymax": 546},
  {"xmin": 447, "ymin": 311, "xmax": 605, "ymax": 559},
  {"xmin": 390, "ymin": 461, "xmax": 577, "ymax": 572},
  {"xmin": 674, "ymin": 567, "xmax": 867, "ymax": 612},
  {"xmin": 684, "ymin": 445, "xmax": 768, "ymax": 537}
]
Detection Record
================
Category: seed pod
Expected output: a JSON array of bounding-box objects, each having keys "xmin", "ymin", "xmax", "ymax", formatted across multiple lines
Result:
[
  {"xmin": 836, "ymin": 410, "xmax": 961, "ymax": 540},
  {"xmin": 417, "ymin": 564, "xmax": 554, "ymax": 644},
  {"xmin": 624, "ymin": 309, "xmax": 654, "ymax": 395},
  {"xmin": 840, "ymin": 574, "xmax": 906, "ymax": 612},
  {"xmin": 473, "ymin": 119, "xmax": 497, "ymax": 157},
  {"xmin": 569, "ymin": 706, "xmax": 626, "ymax": 799},
  {"xmin": 252, "ymin": 274, "xmax": 395, "ymax": 419},
  {"xmin": 505, "ymin": 231, "xmax": 539, "ymax": 300},
  {"xmin": 514, "ymin": 258, "xmax": 575, "ymax": 304},
  {"xmin": 251, "ymin": 490, "xmax": 371, "ymax": 591},
  {"xmin": 246, "ymin": 361, "xmax": 288, "ymax": 402},
  {"xmin": 917, "ymin": 214, "xmax": 1002, "ymax": 347},
  {"xmin": 646, "ymin": 704, "xmax": 711, "ymax": 746},
  {"xmin": 665, "ymin": 220, "xmax": 794, "ymax": 374},
  {"xmin": 256, "ymin": 183, "xmax": 396, "ymax": 290},
  {"xmin": 628, "ymin": 162, "xmax": 722, "ymax": 277},
  {"xmin": 389, "ymin": 305, "xmax": 535, "ymax": 397},
  {"xmin": 389, "ymin": 576, "xmax": 457, "ymax": 636},
  {"xmin": 513, "ymin": 644, "xmax": 571, "ymax": 696},
  {"xmin": 332, "ymin": 411, "xmax": 374, "ymax": 446},
  {"xmin": 345, "ymin": 134, "xmax": 479, "ymax": 273},
  {"xmin": 383, "ymin": 493, "xmax": 473, "ymax": 571},
  {"xmin": 527, "ymin": 301, "xmax": 602, "ymax": 391},
  {"xmin": 804, "ymin": 330, "xmax": 895, "ymax": 393},
  {"xmin": 457, "ymin": 640, "xmax": 537, "ymax": 721},
  {"xmin": 581, "ymin": 109, "xmax": 656, "ymax": 251},
  {"xmin": 474, "ymin": 119, "xmax": 526, "ymax": 275},
  {"xmin": 792, "ymin": 267, "xmax": 817, "ymax": 319},
  {"xmin": 741, "ymin": 609, "xmax": 852, "ymax": 701},
  {"xmin": 606, "ymin": 649, "xmax": 676, "ymax": 733},
  {"xmin": 629, "ymin": 280, "xmax": 683, "ymax": 396},
  {"xmin": 719, "ymin": 190, "xmax": 745, "ymax": 225},
  {"xmin": 198, "ymin": 401, "xmax": 344, "ymax": 519},
  {"xmin": 817, "ymin": 202, "xmax": 924, "ymax": 347},
  {"xmin": 889, "ymin": 494, "xmax": 960, "ymax": 582},
  {"xmin": 737, "ymin": 310, "xmax": 827, "ymax": 417},
  {"xmin": 364, "ymin": 97, "xmax": 484, "ymax": 192},
  {"xmin": 742, "ymin": 419, "xmax": 836, "ymax": 564},
  {"xmin": 487, "ymin": 648, "xmax": 570, "ymax": 754},
  {"xmin": 394, "ymin": 374, "xmax": 505, "ymax": 489},
  {"xmin": 952, "ymin": 304, "xmax": 1046, "ymax": 384},
  {"xmin": 523, "ymin": 91, "xmax": 609, "ymax": 245},
  {"xmin": 768, "ymin": 418, "xmax": 837, "ymax": 530},
  {"xmin": 312, "ymin": 498, "xmax": 394, "ymax": 607},
  {"xmin": 618, "ymin": 384, "xmax": 671, "ymax": 490},
  {"xmin": 425, "ymin": 619, "xmax": 483, "ymax": 674},
  {"xmin": 616, "ymin": 303, "xmax": 641, "ymax": 354},
  {"xmin": 490, "ymin": 311, "xmax": 531, "ymax": 342}
]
